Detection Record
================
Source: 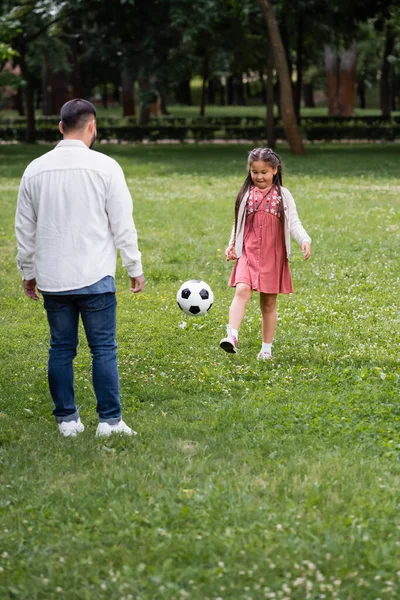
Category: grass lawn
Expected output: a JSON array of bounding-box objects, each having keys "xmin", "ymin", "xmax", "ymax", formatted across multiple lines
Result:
[{"xmin": 0, "ymin": 143, "xmax": 399, "ymax": 599}]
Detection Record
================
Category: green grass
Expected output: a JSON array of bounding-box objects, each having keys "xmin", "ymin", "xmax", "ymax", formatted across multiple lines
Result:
[{"xmin": 0, "ymin": 143, "xmax": 400, "ymax": 599}]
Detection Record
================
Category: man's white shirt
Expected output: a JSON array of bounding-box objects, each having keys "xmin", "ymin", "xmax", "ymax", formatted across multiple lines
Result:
[{"xmin": 15, "ymin": 139, "xmax": 142, "ymax": 291}]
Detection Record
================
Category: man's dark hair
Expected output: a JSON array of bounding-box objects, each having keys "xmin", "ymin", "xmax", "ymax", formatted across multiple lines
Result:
[{"xmin": 60, "ymin": 99, "xmax": 96, "ymax": 133}]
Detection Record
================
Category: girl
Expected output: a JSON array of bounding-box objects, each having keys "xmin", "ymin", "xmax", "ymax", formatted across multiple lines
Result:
[{"xmin": 220, "ymin": 147, "xmax": 311, "ymax": 360}]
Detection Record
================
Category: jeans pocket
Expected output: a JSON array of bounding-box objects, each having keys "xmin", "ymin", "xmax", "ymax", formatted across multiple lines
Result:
[
  {"xmin": 84, "ymin": 294, "xmax": 107, "ymax": 311},
  {"xmin": 43, "ymin": 296, "xmax": 67, "ymax": 311}
]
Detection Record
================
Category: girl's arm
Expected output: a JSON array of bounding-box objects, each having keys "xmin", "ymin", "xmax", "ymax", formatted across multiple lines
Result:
[
  {"xmin": 228, "ymin": 223, "xmax": 235, "ymax": 247},
  {"xmin": 225, "ymin": 223, "xmax": 237, "ymax": 260}
]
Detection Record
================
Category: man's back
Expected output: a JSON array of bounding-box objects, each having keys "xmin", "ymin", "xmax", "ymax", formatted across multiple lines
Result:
[{"xmin": 16, "ymin": 140, "xmax": 141, "ymax": 292}]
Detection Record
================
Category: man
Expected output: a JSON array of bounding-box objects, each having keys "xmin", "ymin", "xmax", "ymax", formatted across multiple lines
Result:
[{"xmin": 15, "ymin": 98, "xmax": 144, "ymax": 438}]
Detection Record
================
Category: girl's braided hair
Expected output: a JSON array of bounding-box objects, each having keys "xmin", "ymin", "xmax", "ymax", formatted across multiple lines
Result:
[{"xmin": 234, "ymin": 148, "xmax": 283, "ymax": 234}]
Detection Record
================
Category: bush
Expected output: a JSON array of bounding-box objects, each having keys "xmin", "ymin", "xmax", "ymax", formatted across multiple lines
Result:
[{"xmin": 1, "ymin": 117, "xmax": 399, "ymax": 143}]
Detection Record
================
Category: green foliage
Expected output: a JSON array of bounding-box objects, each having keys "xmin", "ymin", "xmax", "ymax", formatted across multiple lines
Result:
[
  {"xmin": 1, "ymin": 115, "xmax": 400, "ymax": 142},
  {"xmin": 0, "ymin": 143, "xmax": 400, "ymax": 598}
]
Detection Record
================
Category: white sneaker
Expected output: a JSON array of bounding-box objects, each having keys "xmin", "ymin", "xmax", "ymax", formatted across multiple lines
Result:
[
  {"xmin": 96, "ymin": 420, "xmax": 137, "ymax": 437},
  {"xmin": 58, "ymin": 419, "xmax": 85, "ymax": 437},
  {"xmin": 220, "ymin": 326, "xmax": 238, "ymax": 354},
  {"xmin": 257, "ymin": 351, "xmax": 272, "ymax": 361}
]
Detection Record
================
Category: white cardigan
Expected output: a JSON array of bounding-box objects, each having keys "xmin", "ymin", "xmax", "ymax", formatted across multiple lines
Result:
[{"xmin": 228, "ymin": 186, "xmax": 311, "ymax": 259}]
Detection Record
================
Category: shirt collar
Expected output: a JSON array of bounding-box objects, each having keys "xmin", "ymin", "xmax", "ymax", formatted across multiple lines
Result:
[{"xmin": 56, "ymin": 140, "xmax": 89, "ymax": 149}]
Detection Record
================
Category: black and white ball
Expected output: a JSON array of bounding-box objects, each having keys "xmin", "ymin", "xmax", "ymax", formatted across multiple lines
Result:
[{"xmin": 176, "ymin": 280, "xmax": 214, "ymax": 316}]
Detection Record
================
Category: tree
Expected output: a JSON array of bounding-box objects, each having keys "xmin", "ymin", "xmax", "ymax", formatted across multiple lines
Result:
[
  {"xmin": 1, "ymin": 0, "xmax": 75, "ymax": 141},
  {"xmin": 258, "ymin": 0, "xmax": 305, "ymax": 155}
]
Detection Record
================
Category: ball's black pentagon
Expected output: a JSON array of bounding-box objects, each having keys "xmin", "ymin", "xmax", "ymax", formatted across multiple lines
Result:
[
  {"xmin": 206, "ymin": 303, "xmax": 213, "ymax": 312},
  {"xmin": 181, "ymin": 288, "xmax": 191, "ymax": 299},
  {"xmin": 189, "ymin": 305, "xmax": 201, "ymax": 315},
  {"xmin": 199, "ymin": 288, "xmax": 209, "ymax": 300}
]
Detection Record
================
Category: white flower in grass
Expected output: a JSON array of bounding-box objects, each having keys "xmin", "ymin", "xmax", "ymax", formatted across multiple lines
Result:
[{"xmin": 276, "ymin": 523, "xmax": 283, "ymax": 531}]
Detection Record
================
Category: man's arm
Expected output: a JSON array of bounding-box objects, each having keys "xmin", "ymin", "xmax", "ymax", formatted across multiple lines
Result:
[
  {"xmin": 105, "ymin": 162, "xmax": 144, "ymax": 282},
  {"xmin": 15, "ymin": 176, "xmax": 39, "ymax": 299}
]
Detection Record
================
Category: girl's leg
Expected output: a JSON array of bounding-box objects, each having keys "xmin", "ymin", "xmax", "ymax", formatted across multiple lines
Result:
[
  {"xmin": 229, "ymin": 283, "xmax": 252, "ymax": 330},
  {"xmin": 220, "ymin": 283, "xmax": 252, "ymax": 353},
  {"xmin": 259, "ymin": 293, "xmax": 277, "ymax": 343}
]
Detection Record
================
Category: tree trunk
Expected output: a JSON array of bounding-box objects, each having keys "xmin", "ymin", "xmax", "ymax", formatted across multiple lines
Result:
[
  {"xmin": 380, "ymin": 26, "xmax": 394, "ymax": 119},
  {"xmin": 138, "ymin": 77, "xmax": 152, "ymax": 125},
  {"xmin": 18, "ymin": 51, "xmax": 36, "ymax": 143},
  {"xmin": 260, "ymin": 70, "xmax": 266, "ymax": 103},
  {"xmin": 113, "ymin": 83, "xmax": 120, "ymax": 105},
  {"xmin": 200, "ymin": 55, "xmax": 208, "ymax": 117},
  {"xmin": 175, "ymin": 76, "xmax": 192, "ymax": 105},
  {"xmin": 294, "ymin": 13, "xmax": 303, "ymax": 123},
  {"xmin": 324, "ymin": 46, "xmax": 339, "ymax": 116},
  {"xmin": 258, "ymin": 0, "xmax": 304, "ymax": 155},
  {"xmin": 236, "ymin": 75, "xmax": 245, "ymax": 105},
  {"xmin": 15, "ymin": 87, "xmax": 25, "ymax": 116},
  {"xmin": 246, "ymin": 80, "xmax": 252, "ymax": 100},
  {"xmin": 160, "ymin": 94, "xmax": 169, "ymax": 115},
  {"xmin": 50, "ymin": 71, "xmax": 70, "ymax": 115},
  {"xmin": 338, "ymin": 42, "xmax": 356, "ymax": 116},
  {"xmin": 102, "ymin": 82, "xmax": 108, "ymax": 109},
  {"xmin": 121, "ymin": 67, "xmax": 135, "ymax": 116},
  {"xmin": 280, "ymin": 0, "xmax": 292, "ymax": 78},
  {"xmin": 303, "ymin": 82, "xmax": 315, "ymax": 108},
  {"xmin": 357, "ymin": 80, "xmax": 366, "ymax": 109},
  {"xmin": 70, "ymin": 38, "xmax": 83, "ymax": 98},
  {"xmin": 41, "ymin": 60, "xmax": 51, "ymax": 116},
  {"xmin": 139, "ymin": 104, "xmax": 151, "ymax": 126},
  {"xmin": 207, "ymin": 77, "xmax": 216, "ymax": 105},
  {"xmin": 220, "ymin": 79, "xmax": 226, "ymax": 105},
  {"xmin": 266, "ymin": 46, "xmax": 276, "ymax": 149},
  {"xmin": 26, "ymin": 80, "xmax": 36, "ymax": 142},
  {"xmin": 227, "ymin": 76, "xmax": 234, "ymax": 105}
]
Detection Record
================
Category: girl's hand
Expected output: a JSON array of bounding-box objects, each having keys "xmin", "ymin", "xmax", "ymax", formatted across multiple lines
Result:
[
  {"xmin": 301, "ymin": 242, "xmax": 311, "ymax": 260},
  {"xmin": 225, "ymin": 245, "xmax": 237, "ymax": 261}
]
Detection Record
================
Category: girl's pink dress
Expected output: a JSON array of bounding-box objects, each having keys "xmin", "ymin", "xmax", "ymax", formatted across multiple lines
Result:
[{"xmin": 229, "ymin": 185, "xmax": 294, "ymax": 294}]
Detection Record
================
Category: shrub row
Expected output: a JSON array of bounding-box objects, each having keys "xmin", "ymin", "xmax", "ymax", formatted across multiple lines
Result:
[
  {"xmin": 1, "ymin": 124, "xmax": 399, "ymax": 142},
  {"xmin": 1, "ymin": 114, "xmax": 400, "ymax": 129}
]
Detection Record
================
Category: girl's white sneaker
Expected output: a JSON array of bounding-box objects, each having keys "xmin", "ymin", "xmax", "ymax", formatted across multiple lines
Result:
[
  {"xmin": 96, "ymin": 420, "xmax": 137, "ymax": 437},
  {"xmin": 220, "ymin": 334, "xmax": 238, "ymax": 354},
  {"xmin": 257, "ymin": 351, "xmax": 272, "ymax": 361}
]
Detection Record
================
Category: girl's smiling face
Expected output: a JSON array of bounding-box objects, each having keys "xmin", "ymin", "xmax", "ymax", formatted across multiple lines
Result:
[{"xmin": 250, "ymin": 160, "xmax": 277, "ymax": 189}]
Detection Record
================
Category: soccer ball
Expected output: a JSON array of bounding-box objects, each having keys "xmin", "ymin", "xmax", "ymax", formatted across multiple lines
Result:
[{"xmin": 176, "ymin": 280, "xmax": 214, "ymax": 316}]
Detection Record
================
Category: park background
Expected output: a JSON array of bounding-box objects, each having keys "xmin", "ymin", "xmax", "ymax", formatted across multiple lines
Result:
[
  {"xmin": 1, "ymin": 0, "xmax": 400, "ymax": 146},
  {"xmin": 1, "ymin": 1, "xmax": 400, "ymax": 599}
]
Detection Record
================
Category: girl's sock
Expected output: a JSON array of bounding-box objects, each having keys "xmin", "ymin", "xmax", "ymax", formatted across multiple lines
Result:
[
  {"xmin": 261, "ymin": 342, "xmax": 272, "ymax": 354},
  {"xmin": 228, "ymin": 325, "xmax": 239, "ymax": 340}
]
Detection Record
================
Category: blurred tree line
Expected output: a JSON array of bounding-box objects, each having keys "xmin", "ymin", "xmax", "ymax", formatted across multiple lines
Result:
[{"xmin": 1, "ymin": 0, "xmax": 399, "ymax": 150}]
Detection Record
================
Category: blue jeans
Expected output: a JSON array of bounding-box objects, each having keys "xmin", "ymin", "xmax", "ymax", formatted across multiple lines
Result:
[{"xmin": 42, "ymin": 293, "xmax": 121, "ymax": 424}]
